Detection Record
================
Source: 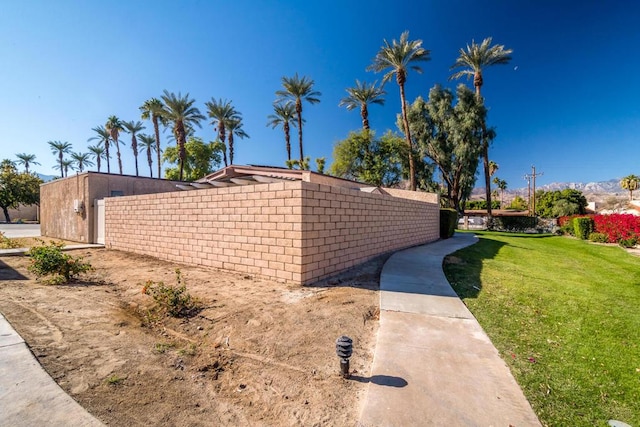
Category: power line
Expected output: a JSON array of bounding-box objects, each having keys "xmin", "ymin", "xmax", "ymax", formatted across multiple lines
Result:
[{"xmin": 524, "ymin": 165, "xmax": 544, "ymax": 216}]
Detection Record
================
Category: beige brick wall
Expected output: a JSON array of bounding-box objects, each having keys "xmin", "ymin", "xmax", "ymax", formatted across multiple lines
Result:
[{"xmin": 105, "ymin": 181, "xmax": 439, "ymax": 285}]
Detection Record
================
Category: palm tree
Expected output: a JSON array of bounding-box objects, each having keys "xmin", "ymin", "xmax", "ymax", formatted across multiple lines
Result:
[
  {"xmin": 267, "ymin": 102, "xmax": 298, "ymax": 161},
  {"xmin": 88, "ymin": 126, "xmax": 111, "ymax": 173},
  {"xmin": 138, "ymin": 134, "xmax": 156, "ymax": 177},
  {"xmin": 493, "ymin": 177, "xmax": 508, "ymax": 208},
  {"xmin": 489, "ymin": 161, "xmax": 499, "ymax": 177},
  {"xmin": 122, "ymin": 120, "xmax": 146, "ymax": 176},
  {"xmin": 275, "ymin": 73, "xmax": 321, "ymax": 162},
  {"xmin": 160, "ymin": 90, "xmax": 205, "ymax": 181},
  {"xmin": 368, "ymin": 31, "xmax": 430, "ymax": 191},
  {"xmin": 205, "ymin": 98, "xmax": 240, "ymax": 167},
  {"xmin": 450, "ymin": 37, "xmax": 512, "ymax": 218},
  {"xmin": 87, "ymin": 145, "xmax": 106, "ymax": 172},
  {"xmin": 339, "ymin": 80, "xmax": 386, "ymax": 130},
  {"xmin": 70, "ymin": 152, "xmax": 94, "ymax": 172},
  {"xmin": 57, "ymin": 158, "xmax": 74, "ymax": 177},
  {"xmin": 105, "ymin": 115, "xmax": 125, "ymax": 174},
  {"xmin": 140, "ymin": 98, "xmax": 166, "ymax": 178},
  {"xmin": 620, "ymin": 174, "xmax": 640, "ymax": 201},
  {"xmin": 15, "ymin": 153, "xmax": 40, "ymax": 174},
  {"xmin": 226, "ymin": 117, "xmax": 249, "ymax": 165},
  {"xmin": 48, "ymin": 141, "xmax": 72, "ymax": 178}
]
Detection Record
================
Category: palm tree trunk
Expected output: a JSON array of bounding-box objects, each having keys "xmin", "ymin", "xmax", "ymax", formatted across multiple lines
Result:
[
  {"xmin": 58, "ymin": 153, "xmax": 63, "ymax": 178},
  {"xmin": 153, "ymin": 116, "xmax": 161, "ymax": 179},
  {"xmin": 284, "ymin": 123, "xmax": 291, "ymax": 161},
  {"xmin": 220, "ymin": 126, "xmax": 228, "ymax": 167},
  {"xmin": 399, "ymin": 83, "xmax": 416, "ymax": 191},
  {"xmin": 361, "ymin": 105, "xmax": 370, "ymax": 130},
  {"xmin": 482, "ymin": 142, "xmax": 492, "ymax": 216},
  {"xmin": 177, "ymin": 124, "xmax": 186, "ymax": 181},
  {"xmin": 116, "ymin": 143, "xmax": 123, "ymax": 175},
  {"xmin": 296, "ymin": 101, "xmax": 304, "ymax": 162},
  {"xmin": 148, "ymin": 151, "xmax": 153, "ymax": 178},
  {"xmin": 132, "ymin": 135, "xmax": 139, "ymax": 176},
  {"xmin": 229, "ymin": 135, "xmax": 234, "ymax": 165},
  {"xmin": 96, "ymin": 158, "xmax": 101, "ymax": 173}
]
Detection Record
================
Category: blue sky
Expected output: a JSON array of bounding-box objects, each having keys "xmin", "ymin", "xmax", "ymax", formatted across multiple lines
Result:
[{"xmin": 1, "ymin": 0, "xmax": 638, "ymax": 190}]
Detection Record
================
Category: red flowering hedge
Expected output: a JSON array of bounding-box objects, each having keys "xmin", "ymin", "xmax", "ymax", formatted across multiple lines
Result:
[{"xmin": 593, "ymin": 214, "xmax": 640, "ymax": 243}]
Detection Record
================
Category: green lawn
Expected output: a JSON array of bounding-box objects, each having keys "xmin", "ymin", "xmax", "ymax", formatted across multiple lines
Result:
[{"xmin": 444, "ymin": 231, "xmax": 640, "ymax": 426}]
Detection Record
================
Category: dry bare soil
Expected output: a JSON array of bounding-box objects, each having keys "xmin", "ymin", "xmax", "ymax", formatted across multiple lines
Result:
[{"xmin": 0, "ymin": 248, "xmax": 382, "ymax": 426}]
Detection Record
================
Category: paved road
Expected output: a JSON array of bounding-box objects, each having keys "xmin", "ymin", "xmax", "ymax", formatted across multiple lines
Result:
[{"xmin": 0, "ymin": 224, "xmax": 41, "ymax": 238}]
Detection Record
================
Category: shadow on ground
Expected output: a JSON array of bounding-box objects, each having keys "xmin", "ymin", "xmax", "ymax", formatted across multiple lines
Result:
[
  {"xmin": 304, "ymin": 254, "xmax": 390, "ymax": 291},
  {"xmin": 0, "ymin": 259, "xmax": 28, "ymax": 280},
  {"xmin": 349, "ymin": 374, "xmax": 408, "ymax": 388}
]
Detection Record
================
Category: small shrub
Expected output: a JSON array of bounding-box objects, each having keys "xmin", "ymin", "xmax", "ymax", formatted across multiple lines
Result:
[
  {"xmin": 491, "ymin": 216, "xmax": 539, "ymax": 232},
  {"xmin": 0, "ymin": 231, "xmax": 19, "ymax": 249},
  {"xmin": 105, "ymin": 374, "xmax": 126, "ymax": 385},
  {"xmin": 588, "ymin": 232, "xmax": 609, "ymax": 243},
  {"xmin": 440, "ymin": 209, "xmax": 458, "ymax": 239},
  {"xmin": 142, "ymin": 269, "xmax": 200, "ymax": 318},
  {"xmin": 26, "ymin": 241, "xmax": 93, "ymax": 284},
  {"xmin": 619, "ymin": 236, "xmax": 638, "ymax": 248},
  {"xmin": 573, "ymin": 217, "xmax": 594, "ymax": 240}
]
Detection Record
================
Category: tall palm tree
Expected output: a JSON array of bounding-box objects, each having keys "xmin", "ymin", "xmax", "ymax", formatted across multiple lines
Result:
[
  {"xmin": 88, "ymin": 126, "xmax": 111, "ymax": 173},
  {"xmin": 58, "ymin": 158, "xmax": 74, "ymax": 177},
  {"xmin": 205, "ymin": 98, "xmax": 239, "ymax": 167},
  {"xmin": 160, "ymin": 90, "xmax": 205, "ymax": 181},
  {"xmin": 267, "ymin": 102, "xmax": 298, "ymax": 161},
  {"xmin": 492, "ymin": 177, "xmax": 508, "ymax": 208},
  {"xmin": 368, "ymin": 31, "xmax": 430, "ymax": 191},
  {"xmin": 15, "ymin": 153, "xmax": 40, "ymax": 174},
  {"xmin": 70, "ymin": 152, "xmax": 94, "ymax": 172},
  {"xmin": 140, "ymin": 98, "xmax": 166, "ymax": 178},
  {"xmin": 450, "ymin": 37, "xmax": 512, "ymax": 218},
  {"xmin": 275, "ymin": 73, "xmax": 321, "ymax": 162},
  {"xmin": 226, "ymin": 117, "xmax": 249, "ymax": 165},
  {"xmin": 138, "ymin": 134, "xmax": 156, "ymax": 177},
  {"xmin": 339, "ymin": 80, "xmax": 386, "ymax": 130},
  {"xmin": 105, "ymin": 115, "xmax": 125, "ymax": 174},
  {"xmin": 48, "ymin": 141, "xmax": 73, "ymax": 178},
  {"xmin": 122, "ymin": 120, "xmax": 146, "ymax": 176},
  {"xmin": 87, "ymin": 145, "xmax": 106, "ymax": 172},
  {"xmin": 620, "ymin": 174, "xmax": 640, "ymax": 201},
  {"xmin": 489, "ymin": 160, "xmax": 499, "ymax": 177}
]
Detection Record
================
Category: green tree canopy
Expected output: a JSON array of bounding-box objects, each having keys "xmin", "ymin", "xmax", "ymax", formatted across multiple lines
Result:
[
  {"xmin": 405, "ymin": 84, "xmax": 488, "ymax": 213},
  {"xmin": 163, "ymin": 137, "xmax": 223, "ymax": 182},
  {"xmin": 535, "ymin": 189, "xmax": 587, "ymax": 218},
  {"xmin": 0, "ymin": 160, "xmax": 43, "ymax": 223}
]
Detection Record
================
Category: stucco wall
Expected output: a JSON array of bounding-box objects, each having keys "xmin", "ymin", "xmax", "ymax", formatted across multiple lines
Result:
[
  {"xmin": 40, "ymin": 172, "xmax": 182, "ymax": 243},
  {"xmin": 6, "ymin": 204, "xmax": 38, "ymax": 222},
  {"xmin": 105, "ymin": 181, "xmax": 439, "ymax": 285}
]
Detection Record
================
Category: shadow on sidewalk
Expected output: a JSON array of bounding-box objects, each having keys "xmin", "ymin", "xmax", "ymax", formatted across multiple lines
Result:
[
  {"xmin": 0, "ymin": 259, "xmax": 28, "ymax": 280},
  {"xmin": 349, "ymin": 374, "xmax": 408, "ymax": 388}
]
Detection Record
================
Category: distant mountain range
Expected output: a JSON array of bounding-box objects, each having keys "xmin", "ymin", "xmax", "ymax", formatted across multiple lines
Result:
[
  {"xmin": 471, "ymin": 179, "xmax": 626, "ymax": 201},
  {"xmin": 37, "ymin": 173, "xmax": 56, "ymax": 182}
]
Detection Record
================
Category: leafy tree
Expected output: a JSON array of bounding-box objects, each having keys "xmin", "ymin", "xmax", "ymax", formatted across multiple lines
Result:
[
  {"xmin": 620, "ymin": 174, "xmax": 640, "ymax": 201},
  {"xmin": 15, "ymin": 153, "xmax": 40, "ymax": 174},
  {"xmin": 163, "ymin": 137, "xmax": 223, "ymax": 182},
  {"xmin": 0, "ymin": 160, "xmax": 43, "ymax": 223},
  {"xmin": 122, "ymin": 120, "xmax": 146, "ymax": 176},
  {"xmin": 138, "ymin": 134, "xmax": 156, "ymax": 177},
  {"xmin": 267, "ymin": 102, "xmax": 298, "ymax": 162},
  {"xmin": 508, "ymin": 195, "xmax": 528, "ymax": 211},
  {"xmin": 492, "ymin": 177, "xmax": 507, "ymax": 207},
  {"xmin": 330, "ymin": 130, "xmax": 405, "ymax": 187},
  {"xmin": 48, "ymin": 141, "xmax": 72, "ymax": 178},
  {"xmin": 535, "ymin": 189, "xmax": 587, "ymax": 218},
  {"xmin": 105, "ymin": 116, "xmax": 125, "ymax": 174},
  {"xmin": 226, "ymin": 117, "xmax": 249, "ymax": 165},
  {"xmin": 140, "ymin": 98, "xmax": 167, "ymax": 178},
  {"xmin": 88, "ymin": 126, "xmax": 111, "ymax": 173},
  {"xmin": 205, "ymin": 98, "xmax": 240, "ymax": 167},
  {"xmin": 70, "ymin": 152, "xmax": 94, "ymax": 172},
  {"xmin": 368, "ymin": 31, "xmax": 431, "ymax": 191},
  {"xmin": 276, "ymin": 73, "xmax": 321, "ymax": 162},
  {"xmin": 161, "ymin": 91, "xmax": 205, "ymax": 181},
  {"xmin": 339, "ymin": 80, "xmax": 386, "ymax": 130},
  {"xmin": 87, "ymin": 145, "xmax": 106, "ymax": 173},
  {"xmin": 406, "ymin": 85, "xmax": 487, "ymax": 213},
  {"xmin": 450, "ymin": 37, "xmax": 512, "ymax": 218}
]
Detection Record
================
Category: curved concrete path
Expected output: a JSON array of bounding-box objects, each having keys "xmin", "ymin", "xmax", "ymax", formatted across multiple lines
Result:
[
  {"xmin": 0, "ymin": 312, "xmax": 103, "ymax": 426},
  {"xmin": 359, "ymin": 233, "xmax": 541, "ymax": 426}
]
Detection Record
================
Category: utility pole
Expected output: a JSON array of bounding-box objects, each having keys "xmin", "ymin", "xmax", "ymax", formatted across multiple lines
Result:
[
  {"xmin": 524, "ymin": 165, "xmax": 544, "ymax": 217},
  {"xmin": 523, "ymin": 175, "xmax": 531, "ymax": 214}
]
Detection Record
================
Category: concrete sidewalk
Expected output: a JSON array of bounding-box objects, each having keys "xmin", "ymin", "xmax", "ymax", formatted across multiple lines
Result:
[
  {"xmin": 0, "ymin": 313, "xmax": 104, "ymax": 426},
  {"xmin": 359, "ymin": 233, "xmax": 541, "ymax": 426}
]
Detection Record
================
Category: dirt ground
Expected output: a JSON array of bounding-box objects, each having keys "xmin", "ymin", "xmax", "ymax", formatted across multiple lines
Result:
[{"xmin": 0, "ymin": 247, "xmax": 383, "ymax": 426}]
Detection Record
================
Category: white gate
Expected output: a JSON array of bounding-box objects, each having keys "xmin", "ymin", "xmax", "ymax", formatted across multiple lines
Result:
[{"xmin": 94, "ymin": 199, "xmax": 105, "ymax": 244}]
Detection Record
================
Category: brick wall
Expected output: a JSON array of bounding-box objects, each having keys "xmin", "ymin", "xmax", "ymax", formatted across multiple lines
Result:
[{"xmin": 105, "ymin": 181, "xmax": 439, "ymax": 285}]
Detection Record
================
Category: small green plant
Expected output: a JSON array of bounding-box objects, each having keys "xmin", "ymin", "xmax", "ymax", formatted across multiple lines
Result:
[
  {"xmin": 588, "ymin": 232, "xmax": 609, "ymax": 243},
  {"xmin": 618, "ymin": 236, "xmax": 638, "ymax": 248},
  {"xmin": 573, "ymin": 216, "xmax": 594, "ymax": 240},
  {"xmin": 105, "ymin": 374, "xmax": 126, "ymax": 385},
  {"xmin": 0, "ymin": 231, "xmax": 19, "ymax": 249},
  {"xmin": 26, "ymin": 241, "xmax": 93, "ymax": 284},
  {"xmin": 142, "ymin": 269, "xmax": 200, "ymax": 318},
  {"xmin": 178, "ymin": 343, "xmax": 198, "ymax": 356},
  {"xmin": 154, "ymin": 342, "xmax": 176, "ymax": 354}
]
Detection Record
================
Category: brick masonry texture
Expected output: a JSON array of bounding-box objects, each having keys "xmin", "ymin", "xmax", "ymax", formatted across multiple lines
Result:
[{"xmin": 105, "ymin": 181, "xmax": 439, "ymax": 285}]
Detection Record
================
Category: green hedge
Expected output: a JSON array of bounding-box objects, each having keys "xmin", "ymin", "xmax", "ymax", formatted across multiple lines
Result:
[
  {"xmin": 491, "ymin": 216, "xmax": 539, "ymax": 232},
  {"xmin": 440, "ymin": 209, "xmax": 458, "ymax": 239},
  {"xmin": 573, "ymin": 217, "xmax": 594, "ymax": 240}
]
